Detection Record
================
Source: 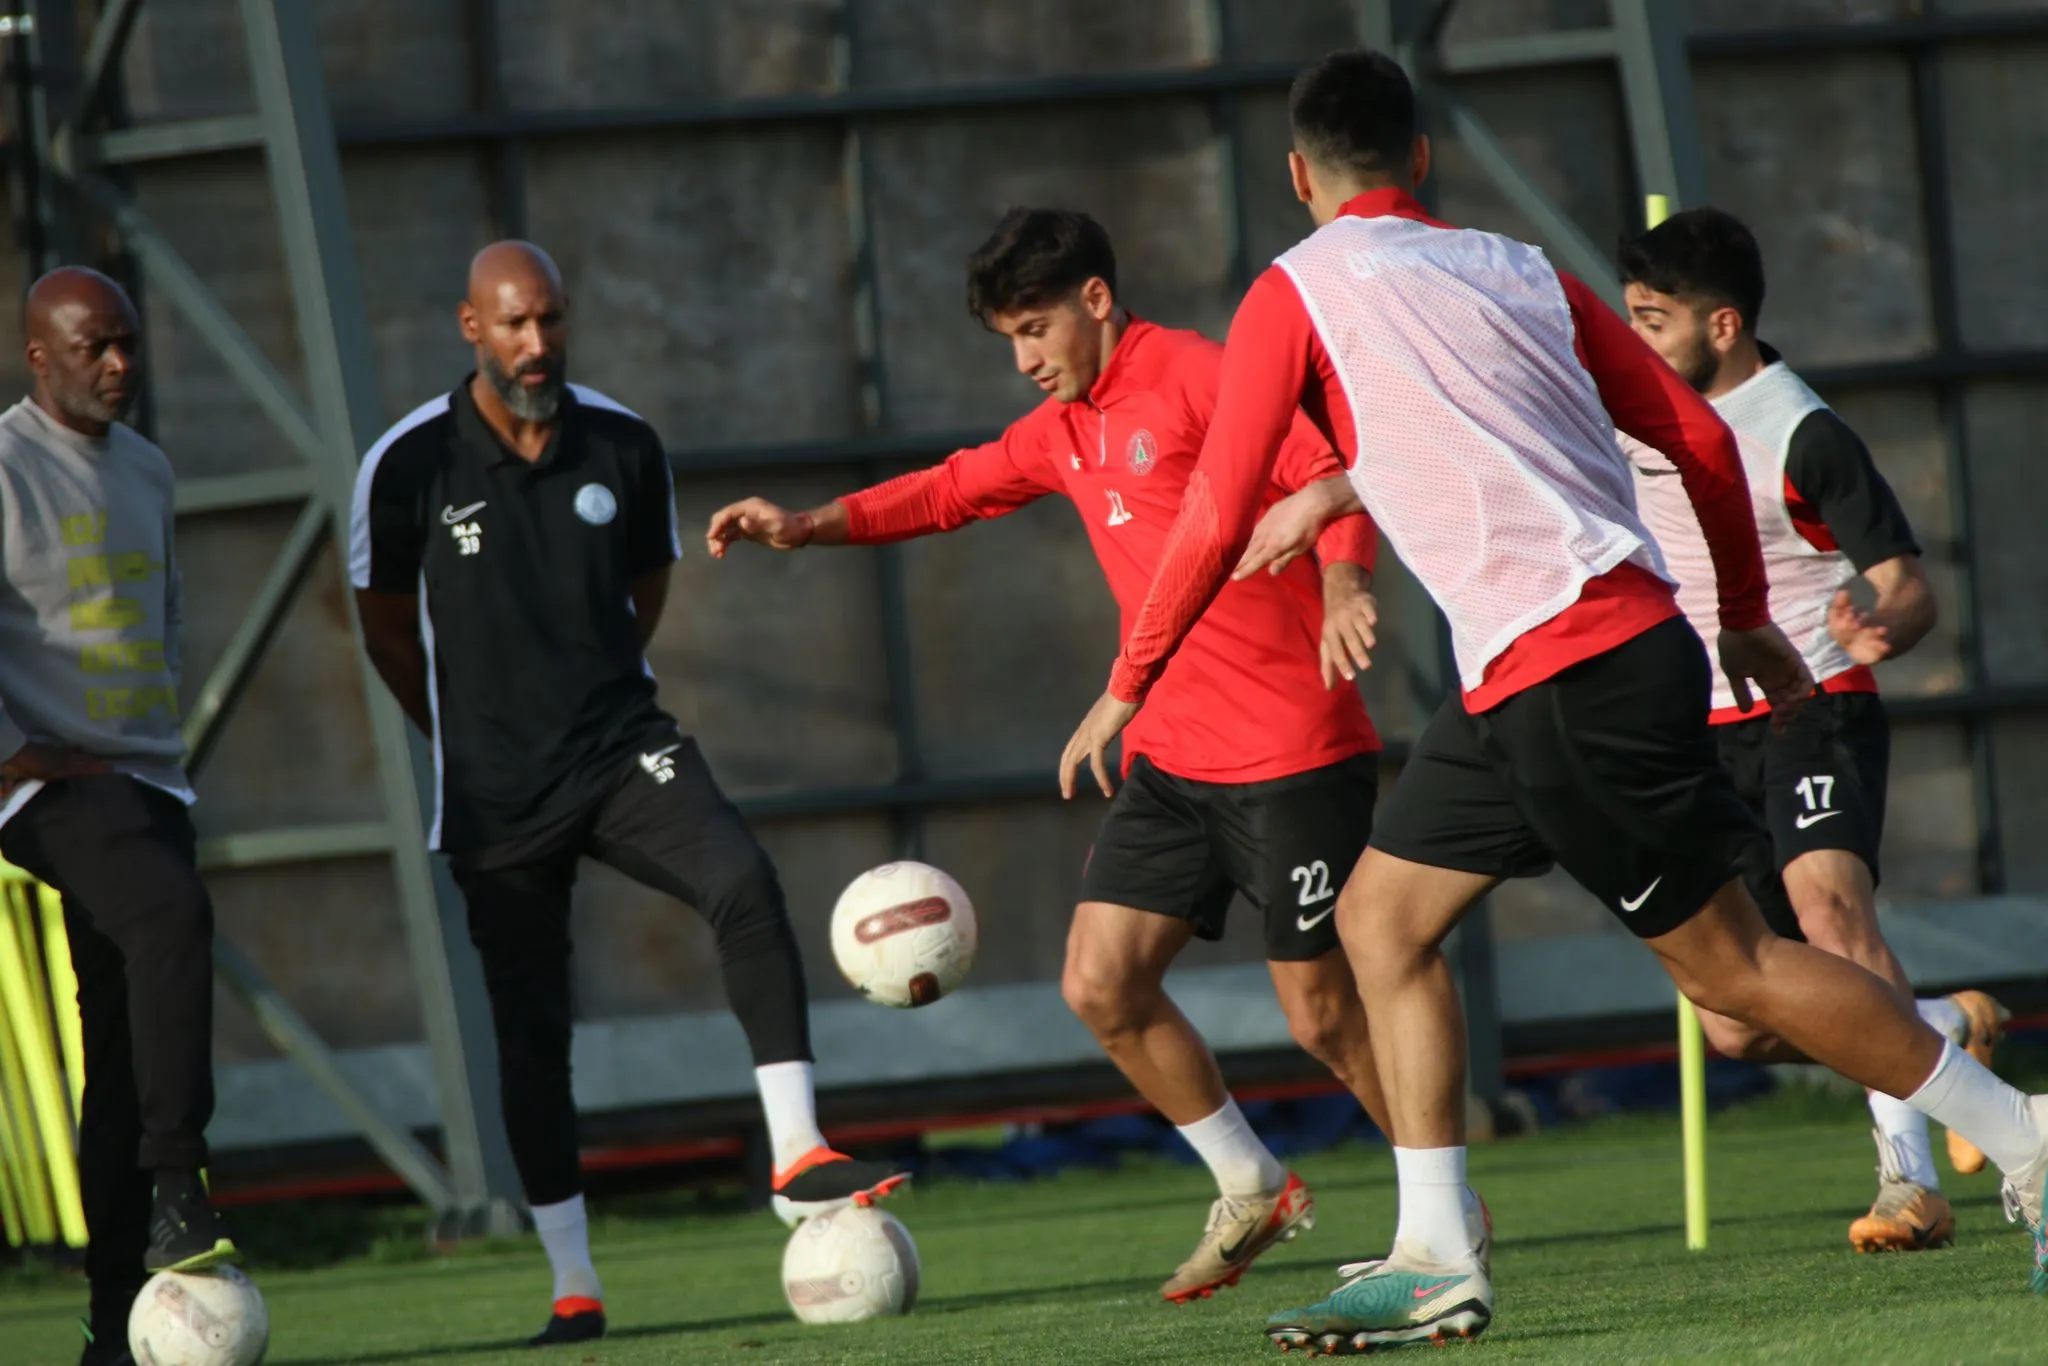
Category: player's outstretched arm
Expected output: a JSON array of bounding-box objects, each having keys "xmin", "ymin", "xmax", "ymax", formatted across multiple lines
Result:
[
  {"xmin": 1829, "ymin": 554, "xmax": 1936, "ymax": 664},
  {"xmin": 705, "ymin": 497, "xmax": 847, "ymax": 556}
]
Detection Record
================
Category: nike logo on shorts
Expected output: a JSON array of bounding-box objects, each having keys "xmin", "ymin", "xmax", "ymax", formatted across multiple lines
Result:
[
  {"xmin": 441, "ymin": 500, "xmax": 487, "ymax": 524},
  {"xmin": 1296, "ymin": 905, "xmax": 1337, "ymax": 933},
  {"xmin": 1619, "ymin": 876, "xmax": 1663, "ymax": 913},
  {"xmin": 1794, "ymin": 809, "xmax": 1843, "ymax": 829}
]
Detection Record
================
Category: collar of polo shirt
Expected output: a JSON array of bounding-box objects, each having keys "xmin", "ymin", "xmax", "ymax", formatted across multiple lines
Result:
[{"xmin": 452, "ymin": 372, "xmax": 577, "ymax": 469}]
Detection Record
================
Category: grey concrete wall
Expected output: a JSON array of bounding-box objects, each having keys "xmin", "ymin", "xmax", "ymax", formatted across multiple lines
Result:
[{"xmin": 7, "ymin": 0, "xmax": 2038, "ymax": 1057}]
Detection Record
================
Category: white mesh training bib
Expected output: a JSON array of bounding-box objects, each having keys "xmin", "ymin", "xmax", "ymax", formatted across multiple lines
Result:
[
  {"xmin": 1625, "ymin": 361, "xmax": 1856, "ymax": 712},
  {"xmin": 1277, "ymin": 217, "xmax": 1667, "ymax": 691}
]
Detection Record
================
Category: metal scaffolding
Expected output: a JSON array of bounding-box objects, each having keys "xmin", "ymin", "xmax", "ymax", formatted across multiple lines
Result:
[{"xmin": 2, "ymin": 0, "xmax": 2042, "ymax": 1195}]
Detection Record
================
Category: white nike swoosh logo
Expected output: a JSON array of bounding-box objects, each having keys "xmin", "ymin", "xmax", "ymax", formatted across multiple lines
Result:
[
  {"xmin": 643, "ymin": 743, "xmax": 681, "ymax": 761},
  {"xmin": 1619, "ymin": 876, "xmax": 1664, "ymax": 913},
  {"xmin": 1296, "ymin": 905, "xmax": 1337, "ymax": 932},
  {"xmin": 441, "ymin": 501, "xmax": 487, "ymax": 524},
  {"xmin": 1794, "ymin": 809, "xmax": 1843, "ymax": 829}
]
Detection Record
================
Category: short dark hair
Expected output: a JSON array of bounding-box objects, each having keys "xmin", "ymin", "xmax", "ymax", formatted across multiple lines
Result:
[
  {"xmin": 1618, "ymin": 207, "xmax": 1766, "ymax": 332},
  {"xmin": 1288, "ymin": 49, "xmax": 1417, "ymax": 180},
  {"xmin": 964, "ymin": 208, "xmax": 1117, "ymax": 325}
]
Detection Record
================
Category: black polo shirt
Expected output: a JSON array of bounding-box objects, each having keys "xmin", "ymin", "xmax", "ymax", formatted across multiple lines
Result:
[{"xmin": 348, "ymin": 379, "xmax": 682, "ymax": 855}]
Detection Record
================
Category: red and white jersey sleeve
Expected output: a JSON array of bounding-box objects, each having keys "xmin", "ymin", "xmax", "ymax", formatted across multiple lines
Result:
[{"xmin": 841, "ymin": 418, "xmax": 1060, "ymax": 543}]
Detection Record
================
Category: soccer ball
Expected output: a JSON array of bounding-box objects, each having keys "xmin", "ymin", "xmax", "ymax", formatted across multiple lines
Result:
[
  {"xmin": 782, "ymin": 1204, "xmax": 920, "ymax": 1324},
  {"xmin": 829, "ymin": 861, "xmax": 976, "ymax": 1008},
  {"xmin": 129, "ymin": 1267, "xmax": 269, "ymax": 1366}
]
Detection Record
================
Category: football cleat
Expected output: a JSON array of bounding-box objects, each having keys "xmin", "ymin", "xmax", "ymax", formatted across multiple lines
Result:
[
  {"xmin": 1998, "ymin": 1095, "xmax": 2048, "ymax": 1294},
  {"xmin": 1945, "ymin": 991, "xmax": 2012, "ymax": 1176},
  {"xmin": 144, "ymin": 1173, "xmax": 238, "ymax": 1273},
  {"xmin": 529, "ymin": 1297, "xmax": 606, "ymax": 1348},
  {"xmin": 1851, "ymin": 1126, "xmax": 1955, "ymax": 1252},
  {"xmin": 769, "ymin": 1147, "xmax": 911, "ymax": 1228},
  {"xmin": 1160, "ymin": 1171, "xmax": 1316, "ymax": 1303},
  {"xmin": 1264, "ymin": 1246, "xmax": 1491, "ymax": 1355}
]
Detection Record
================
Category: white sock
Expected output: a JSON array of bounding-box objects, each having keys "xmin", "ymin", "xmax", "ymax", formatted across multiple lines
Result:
[
  {"xmin": 1917, "ymin": 996, "xmax": 1967, "ymax": 1045},
  {"xmin": 1176, "ymin": 1097, "xmax": 1286, "ymax": 1199},
  {"xmin": 1869, "ymin": 1089, "xmax": 1940, "ymax": 1188},
  {"xmin": 1392, "ymin": 1146, "xmax": 1471, "ymax": 1267},
  {"xmin": 530, "ymin": 1195, "xmax": 602, "ymax": 1304},
  {"xmin": 756, "ymin": 1061, "xmax": 828, "ymax": 1172},
  {"xmin": 1905, "ymin": 1040, "xmax": 2040, "ymax": 1175}
]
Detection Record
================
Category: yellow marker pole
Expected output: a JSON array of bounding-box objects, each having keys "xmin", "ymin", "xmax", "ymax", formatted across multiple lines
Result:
[
  {"xmin": 10, "ymin": 887, "xmax": 87, "ymax": 1248},
  {"xmin": 1643, "ymin": 190, "xmax": 1709, "ymax": 1251},
  {"xmin": 38, "ymin": 884, "xmax": 86, "ymax": 1125},
  {"xmin": 0, "ymin": 910, "xmax": 58, "ymax": 1245}
]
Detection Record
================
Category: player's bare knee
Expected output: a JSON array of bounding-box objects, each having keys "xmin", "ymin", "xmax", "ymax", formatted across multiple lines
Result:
[
  {"xmin": 1698, "ymin": 1011, "xmax": 1772, "ymax": 1061},
  {"xmin": 1060, "ymin": 960, "xmax": 1151, "ymax": 1040},
  {"xmin": 1790, "ymin": 884, "xmax": 1880, "ymax": 962}
]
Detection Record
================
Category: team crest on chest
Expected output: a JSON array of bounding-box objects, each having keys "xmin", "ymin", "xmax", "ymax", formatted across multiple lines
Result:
[
  {"xmin": 574, "ymin": 483, "xmax": 618, "ymax": 525},
  {"xmin": 1126, "ymin": 429, "xmax": 1158, "ymax": 475}
]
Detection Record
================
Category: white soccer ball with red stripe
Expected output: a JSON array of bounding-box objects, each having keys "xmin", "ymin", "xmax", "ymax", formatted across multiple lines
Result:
[
  {"xmin": 782, "ymin": 1204, "xmax": 921, "ymax": 1324},
  {"xmin": 128, "ymin": 1267, "xmax": 269, "ymax": 1366},
  {"xmin": 829, "ymin": 861, "xmax": 976, "ymax": 1008}
]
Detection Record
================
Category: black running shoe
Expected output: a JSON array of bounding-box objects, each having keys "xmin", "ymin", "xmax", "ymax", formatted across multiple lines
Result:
[
  {"xmin": 770, "ymin": 1147, "xmax": 911, "ymax": 1227},
  {"xmin": 145, "ymin": 1173, "xmax": 238, "ymax": 1273},
  {"xmin": 529, "ymin": 1303, "xmax": 606, "ymax": 1348}
]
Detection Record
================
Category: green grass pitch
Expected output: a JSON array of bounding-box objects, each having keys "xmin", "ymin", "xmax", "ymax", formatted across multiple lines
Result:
[{"xmin": 5, "ymin": 1088, "xmax": 2044, "ymax": 1364}]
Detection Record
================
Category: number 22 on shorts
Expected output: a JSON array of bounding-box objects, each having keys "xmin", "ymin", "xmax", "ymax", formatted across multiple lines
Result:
[{"xmin": 1291, "ymin": 860, "xmax": 1336, "ymax": 931}]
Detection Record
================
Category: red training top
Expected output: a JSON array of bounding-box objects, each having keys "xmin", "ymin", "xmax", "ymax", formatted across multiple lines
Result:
[
  {"xmin": 843, "ymin": 318, "xmax": 1381, "ymax": 783},
  {"xmin": 1109, "ymin": 188, "xmax": 1770, "ymax": 714}
]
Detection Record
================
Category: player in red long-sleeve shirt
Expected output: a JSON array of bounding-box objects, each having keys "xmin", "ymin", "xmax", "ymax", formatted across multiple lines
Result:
[
  {"xmin": 708, "ymin": 209, "xmax": 1465, "ymax": 1303},
  {"xmin": 1059, "ymin": 52, "xmax": 2048, "ymax": 1352}
]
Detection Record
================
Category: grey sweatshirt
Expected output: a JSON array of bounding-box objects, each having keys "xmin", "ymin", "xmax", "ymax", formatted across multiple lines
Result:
[{"xmin": 0, "ymin": 398, "xmax": 191, "ymax": 804}]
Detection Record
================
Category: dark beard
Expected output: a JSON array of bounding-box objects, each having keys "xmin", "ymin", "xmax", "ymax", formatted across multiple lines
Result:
[
  {"xmin": 483, "ymin": 352, "xmax": 565, "ymax": 422},
  {"xmin": 1674, "ymin": 331, "xmax": 1719, "ymax": 394}
]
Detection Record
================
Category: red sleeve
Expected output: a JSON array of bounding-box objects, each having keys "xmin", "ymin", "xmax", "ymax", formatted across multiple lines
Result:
[
  {"xmin": 841, "ymin": 419, "xmax": 1059, "ymax": 545},
  {"xmin": 1271, "ymin": 410, "xmax": 1376, "ymax": 576},
  {"xmin": 1561, "ymin": 272, "xmax": 1769, "ymax": 631},
  {"xmin": 1109, "ymin": 267, "xmax": 1316, "ymax": 701}
]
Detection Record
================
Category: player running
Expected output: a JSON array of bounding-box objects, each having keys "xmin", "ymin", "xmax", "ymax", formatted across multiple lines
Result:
[
  {"xmin": 1618, "ymin": 206, "xmax": 2008, "ymax": 1253},
  {"xmin": 350, "ymin": 242, "xmax": 906, "ymax": 1347},
  {"xmin": 1060, "ymin": 50, "xmax": 2048, "ymax": 1353},
  {"xmin": 708, "ymin": 208, "xmax": 1482, "ymax": 1303}
]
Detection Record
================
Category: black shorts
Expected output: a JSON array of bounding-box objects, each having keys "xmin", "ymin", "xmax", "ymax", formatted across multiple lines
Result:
[
  {"xmin": 1078, "ymin": 752, "xmax": 1378, "ymax": 962},
  {"xmin": 1371, "ymin": 616, "xmax": 1760, "ymax": 940},
  {"xmin": 1718, "ymin": 691, "xmax": 1889, "ymax": 941}
]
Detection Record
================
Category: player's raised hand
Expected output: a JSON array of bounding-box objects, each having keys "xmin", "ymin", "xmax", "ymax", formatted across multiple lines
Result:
[
  {"xmin": 1233, "ymin": 475, "xmax": 1360, "ymax": 580},
  {"xmin": 1826, "ymin": 587, "xmax": 1893, "ymax": 664},
  {"xmin": 704, "ymin": 497, "xmax": 815, "ymax": 557},
  {"xmin": 1059, "ymin": 690, "xmax": 1138, "ymax": 800},
  {"xmin": 1718, "ymin": 623, "xmax": 1814, "ymax": 733},
  {"xmin": 1320, "ymin": 562, "xmax": 1377, "ymax": 688}
]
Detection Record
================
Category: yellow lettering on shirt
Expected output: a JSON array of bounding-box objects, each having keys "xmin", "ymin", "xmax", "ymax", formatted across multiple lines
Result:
[
  {"xmin": 60, "ymin": 513, "xmax": 107, "ymax": 546},
  {"xmin": 70, "ymin": 598, "xmax": 144, "ymax": 631},
  {"xmin": 85, "ymin": 686, "xmax": 179, "ymax": 721},
  {"xmin": 79, "ymin": 641, "xmax": 164, "ymax": 674},
  {"xmin": 69, "ymin": 554, "xmax": 158, "ymax": 589}
]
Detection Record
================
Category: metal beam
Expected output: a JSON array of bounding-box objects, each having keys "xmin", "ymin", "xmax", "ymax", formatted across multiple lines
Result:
[
  {"xmin": 461, "ymin": 0, "xmax": 525, "ymax": 240},
  {"xmin": 174, "ymin": 466, "xmax": 317, "ymax": 516},
  {"xmin": 1688, "ymin": 12, "xmax": 2048, "ymax": 58},
  {"xmin": 67, "ymin": 174, "xmax": 329, "ymax": 468},
  {"xmin": 212, "ymin": 936, "xmax": 456, "ymax": 1211},
  {"xmin": 182, "ymin": 500, "xmax": 328, "ymax": 777},
  {"xmin": 93, "ymin": 115, "xmax": 268, "ymax": 166},
  {"xmin": 1610, "ymin": 0, "xmax": 1708, "ymax": 212},
  {"xmin": 196, "ymin": 822, "xmax": 396, "ymax": 872},
  {"xmin": 60, "ymin": 0, "xmax": 141, "ymax": 140},
  {"xmin": 238, "ymin": 0, "xmax": 524, "ymax": 1230},
  {"xmin": 1438, "ymin": 27, "xmax": 1616, "ymax": 76}
]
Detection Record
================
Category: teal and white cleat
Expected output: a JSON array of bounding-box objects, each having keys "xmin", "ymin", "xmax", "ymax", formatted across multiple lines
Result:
[
  {"xmin": 1999, "ymin": 1095, "xmax": 2048, "ymax": 1293},
  {"xmin": 1264, "ymin": 1252, "xmax": 1491, "ymax": 1355}
]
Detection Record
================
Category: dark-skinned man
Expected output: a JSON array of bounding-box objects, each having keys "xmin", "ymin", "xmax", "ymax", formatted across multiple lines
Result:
[
  {"xmin": 1, "ymin": 267, "xmax": 236, "ymax": 1366},
  {"xmin": 348, "ymin": 241, "xmax": 906, "ymax": 1347}
]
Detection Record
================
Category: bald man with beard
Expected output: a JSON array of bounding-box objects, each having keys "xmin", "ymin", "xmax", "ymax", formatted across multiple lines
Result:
[
  {"xmin": 0, "ymin": 267, "xmax": 237, "ymax": 1366},
  {"xmin": 348, "ymin": 242, "xmax": 907, "ymax": 1347}
]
